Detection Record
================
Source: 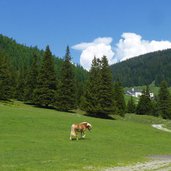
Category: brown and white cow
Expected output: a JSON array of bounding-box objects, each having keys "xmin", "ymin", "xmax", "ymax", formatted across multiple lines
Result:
[{"xmin": 70, "ymin": 122, "xmax": 92, "ymax": 140}]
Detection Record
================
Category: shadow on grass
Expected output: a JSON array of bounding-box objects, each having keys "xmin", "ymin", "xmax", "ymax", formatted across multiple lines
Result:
[
  {"xmin": 84, "ymin": 113, "xmax": 115, "ymax": 120},
  {"xmin": 69, "ymin": 137, "xmax": 90, "ymax": 141},
  {"xmin": 26, "ymin": 103, "xmax": 77, "ymax": 113},
  {"xmin": 23, "ymin": 101, "xmax": 115, "ymax": 119},
  {"xmin": 0, "ymin": 99, "xmax": 14, "ymax": 103},
  {"xmin": 26, "ymin": 103, "xmax": 56, "ymax": 110}
]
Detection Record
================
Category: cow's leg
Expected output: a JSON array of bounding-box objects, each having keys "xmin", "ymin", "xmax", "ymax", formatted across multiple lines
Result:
[
  {"xmin": 75, "ymin": 131, "xmax": 78, "ymax": 140},
  {"xmin": 82, "ymin": 133, "xmax": 86, "ymax": 138},
  {"xmin": 70, "ymin": 127, "xmax": 76, "ymax": 140},
  {"xmin": 81, "ymin": 131, "xmax": 86, "ymax": 138},
  {"xmin": 76, "ymin": 135, "xmax": 78, "ymax": 140}
]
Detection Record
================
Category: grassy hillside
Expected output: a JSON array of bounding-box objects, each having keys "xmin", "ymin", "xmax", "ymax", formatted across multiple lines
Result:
[{"xmin": 1, "ymin": 101, "xmax": 171, "ymax": 171}]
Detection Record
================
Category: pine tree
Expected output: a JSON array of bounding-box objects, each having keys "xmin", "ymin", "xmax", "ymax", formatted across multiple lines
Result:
[
  {"xmin": 82, "ymin": 57, "xmax": 101, "ymax": 115},
  {"xmin": 98, "ymin": 56, "xmax": 115, "ymax": 116},
  {"xmin": 158, "ymin": 80, "xmax": 171, "ymax": 119},
  {"xmin": 15, "ymin": 67, "xmax": 26, "ymax": 100},
  {"xmin": 56, "ymin": 46, "xmax": 76, "ymax": 111},
  {"xmin": 24, "ymin": 54, "xmax": 39, "ymax": 102},
  {"xmin": 33, "ymin": 46, "xmax": 57, "ymax": 107},
  {"xmin": 0, "ymin": 53, "xmax": 12, "ymax": 100},
  {"xmin": 136, "ymin": 86, "xmax": 153, "ymax": 115},
  {"xmin": 113, "ymin": 81, "xmax": 126, "ymax": 116},
  {"xmin": 82, "ymin": 56, "xmax": 116, "ymax": 117},
  {"xmin": 127, "ymin": 96, "xmax": 136, "ymax": 113}
]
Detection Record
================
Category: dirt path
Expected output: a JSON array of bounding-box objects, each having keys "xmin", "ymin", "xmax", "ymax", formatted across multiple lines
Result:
[
  {"xmin": 152, "ymin": 124, "xmax": 171, "ymax": 133},
  {"xmin": 104, "ymin": 156, "xmax": 171, "ymax": 171},
  {"xmin": 103, "ymin": 124, "xmax": 171, "ymax": 171}
]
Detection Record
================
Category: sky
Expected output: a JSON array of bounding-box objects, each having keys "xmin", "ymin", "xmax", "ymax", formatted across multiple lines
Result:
[{"xmin": 1, "ymin": 0, "xmax": 171, "ymax": 70}]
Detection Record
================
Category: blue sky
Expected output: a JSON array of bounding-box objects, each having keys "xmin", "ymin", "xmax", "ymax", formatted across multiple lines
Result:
[{"xmin": 1, "ymin": 0, "xmax": 171, "ymax": 69}]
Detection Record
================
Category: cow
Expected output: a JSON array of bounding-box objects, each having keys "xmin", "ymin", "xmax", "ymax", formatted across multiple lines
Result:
[{"xmin": 70, "ymin": 122, "xmax": 92, "ymax": 140}]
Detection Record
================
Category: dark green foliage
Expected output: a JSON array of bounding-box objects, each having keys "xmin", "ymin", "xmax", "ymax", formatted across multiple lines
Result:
[
  {"xmin": 98, "ymin": 56, "xmax": 115, "ymax": 115},
  {"xmin": 82, "ymin": 57, "xmax": 115, "ymax": 117},
  {"xmin": 136, "ymin": 86, "xmax": 153, "ymax": 115},
  {"xmin": 127, "ymin": 96, "xmax": 136, "ymax": 113},
  {"xmin": 0, "ymin": 34, "xmax": 87, "ymax": 105},
  {"xmin": 157, "ymin": 80, "xmax": 171, "ymax": 119},
  {"xmin": 111, "ymin": 49, "xmax": 171, "ymax": 86},
  {"xmin": 24, "ymin": 54, "xmax": 40, "ymax": 102},
  {"xmin": 0, "ymin": 52, "xmax": 12, "ymax": 100},
  {"xmin": 74, "ymin": 64, "xmax": 88, "ymax": 106},
  {"xmin": 33, "ymin": 46, "xmax": 57, "ymax": 107},
  {"xmin": 56, "ymin": 46, "xmax": 76, "ymax": 111},
  {"xmin": 82, "ymin": 57, "xmax": 101, "ymax": 115},
  {"xmin": 113, "ymin": 81, "xmax": 126, "ymax": 116},
  {"xmin": 151, "ymin": 96, "xmax": 159, "ymax": 117},
  {"xmin": 0, "ymin": 34, "xmax": 44, "ymax": 72},
  {"xmin": 15, "ymin": 68, "xmax": 27, "ymax": 101}
]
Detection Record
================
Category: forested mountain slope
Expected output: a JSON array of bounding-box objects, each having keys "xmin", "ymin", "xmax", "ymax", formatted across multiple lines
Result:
[
  {"xmin": 0, "ymin": 34, "xmax": 88, "ymax": 104},
  {"xmin": 111, "ymin": 49, "xmax": 171, "ymax": 86},
  {"xmin": 0, "ymin": 34, "xmax": 88, "ymax": 83}
]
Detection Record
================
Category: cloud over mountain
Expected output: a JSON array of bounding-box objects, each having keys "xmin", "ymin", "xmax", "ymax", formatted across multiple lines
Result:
[
  {"xmin": 72, "ymin": 37, "xmax": 114, "ymax": 70},
  {"xmin": 72, "ymin": 33, "xmax": 171, "ymax": 70},
  {"xmin": 116, "ymin": 33, "xmax": 171, "ymax": 62}
]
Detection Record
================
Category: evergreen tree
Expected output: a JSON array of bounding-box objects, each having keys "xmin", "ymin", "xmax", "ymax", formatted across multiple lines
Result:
[
  {"xmin": 76, "ymin": 81, "xmax": 84, "ymax": 106},
  {"xmin": 24, "ymin": 54, "xmax": 39, "ymax": 102},
  {"xmin": 9, "ymin": 66, "xmax": 17, "ymax": 99},
  {"xmin": 127, "ymin": 96, "xmax": 136, "ymax": 113},
  {"xmin": 157, "ymin": 80, "xmax": 171, "ymax": 119},
  {"xmin": 136, "ymin": 89, "xmax": 146, "ymax": 115},
  {"xmin": 74, "ymin": 64, "xmax": 88, "ymax": 106},
  {"xmin": 136, "ymin": 86, "xmax": 153, "ymax": 115},
  {"xmin": 0, "ymin": 52, "xmax": 12, "ymax": 100},
  {"xmin": 82, "ymin": 56, "xmax": 116, "ymax": 117},
  {"xmin": 98, "ymin": 56, "xmax": 115, "ymax": 116},
  {"xmin": 0, "ymin": 34, "xmax": 88, "ymax": 103},
  {"xmin": 15, "ymin": 67, "xmax": 27, "ymax": 100},
  {"xmin": 81, "ymin": 57, "xmax": 101, "ymax": 115},
  {"xmin": 151, "ymin": 95, "xmax": 159, "ymax": 117},
  {"xmin": 33, "ymin": 46, "xmax": 57, "ymax": 107},
  {"xmin": 113, "ymin": 81, "xmax": 126, "ymax": 116},
  {"xmin": 56, "ymin": 46, "xmax": 76, "ymax": 111}
]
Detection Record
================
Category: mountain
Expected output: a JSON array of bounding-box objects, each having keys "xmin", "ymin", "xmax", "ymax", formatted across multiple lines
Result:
[
  {"xmin": 0, "ymin": 34, "xmax": 88, "ymax": 103},
  {"xmin": 110, "ymin": 49, "xmax": 171, "ymax": 86},
  {"xmin": 0, "ymin": 34, "xmax": 88, "ymax": 82}
]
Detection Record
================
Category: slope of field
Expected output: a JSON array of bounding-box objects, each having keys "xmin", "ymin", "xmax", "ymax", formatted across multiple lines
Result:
[{"xmin": 0, "ymin": 101, "xmax": 171, "ymax": 171}]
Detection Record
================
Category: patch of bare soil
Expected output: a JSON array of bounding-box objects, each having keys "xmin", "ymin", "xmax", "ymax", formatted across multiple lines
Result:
[
  {"xmin": 152, "ymin": 124, "xmax": 171, "ymax": 133},
  {"xmin": 103, "ymin": 156, "xmax": 171, "ymax": 171}
]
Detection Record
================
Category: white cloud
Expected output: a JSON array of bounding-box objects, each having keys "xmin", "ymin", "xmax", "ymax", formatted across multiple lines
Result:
[
  {"xmin": 72, "ymin": 37, "xmax": 114, "ymax": 70},
  {"xmin": 72, "ymin": 33, "xmax": 171, "ymax": 70},
  {"xmin": 116, "ymin": 33, "xmax": 171, "ymax": 62}
]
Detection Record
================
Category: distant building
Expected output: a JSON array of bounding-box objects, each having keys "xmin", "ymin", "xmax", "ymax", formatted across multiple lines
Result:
[
  {"xmin": 126, "ymin": 88, "xmax": 154, "ymax": 98},
  {"xmin": 126, "ymin": 88, "xmax": 142, "ymax": 98}
]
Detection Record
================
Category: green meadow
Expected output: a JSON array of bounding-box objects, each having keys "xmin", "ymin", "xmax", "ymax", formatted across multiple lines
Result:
[{"xmin": 1, "ymin": 101, "xmax": 171, "ymax": 171}]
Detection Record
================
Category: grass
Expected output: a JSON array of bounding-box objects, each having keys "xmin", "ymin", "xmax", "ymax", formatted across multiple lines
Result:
[
  {"xmin": 124, "ymin": 94, "xmax": 138, "ymax": 104},
  {"xmin": 1, "ymin": 101, "xmax": 171, "ymax": 171}
]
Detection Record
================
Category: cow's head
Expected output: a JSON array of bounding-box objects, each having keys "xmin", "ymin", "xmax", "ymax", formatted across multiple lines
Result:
[{"xmin": 86, "ymin": 122, "xmax": 92, "ymax": 131}]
